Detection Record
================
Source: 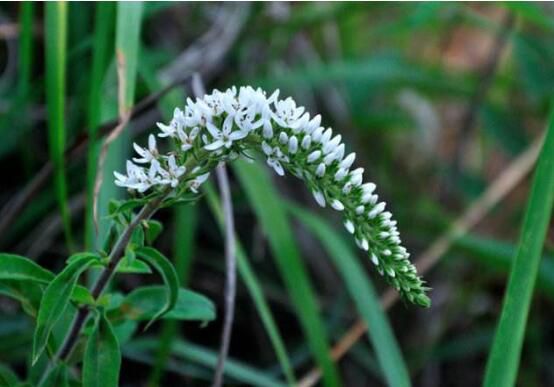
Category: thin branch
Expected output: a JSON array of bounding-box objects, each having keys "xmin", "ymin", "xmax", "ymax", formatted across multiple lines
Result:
[
  {"xmin": 212, "ymin": 164, "xmax": 237, "ymax": 387},
  {"xmin": 297, "ymin": 133, "xmax": 545, "ymax": 387},
  {"xmin": 191, "ymin": 73, "xmax": 238, "ymax": 387},
  {"xmin": 55, "ymin": 194, "xmax": 165, "ymax": 362}
]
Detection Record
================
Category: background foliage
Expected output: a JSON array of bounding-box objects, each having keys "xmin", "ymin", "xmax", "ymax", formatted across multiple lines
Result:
[{"xmin": 0, "ymin": 2, "xmax": 553, "ymax": 386}]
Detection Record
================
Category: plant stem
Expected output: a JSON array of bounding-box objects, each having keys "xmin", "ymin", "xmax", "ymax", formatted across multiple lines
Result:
[
  {"xmin": 212, "ymin": 164, "xmax": 237, "ymax": 387},
  {"xmin": 54, "ymin": 194, "xmax": 165, "ymax": 362}
]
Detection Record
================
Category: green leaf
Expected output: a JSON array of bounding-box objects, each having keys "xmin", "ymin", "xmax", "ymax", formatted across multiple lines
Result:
[
  {"xmin": 234, "ymin": 161, "xmax": 340, "ymax": 387},
  {"xmin": 484, "ymin": 112, "xmax": 554, "ymax": 387},
  {"xmin": 116, "ymin": 2, "xmax": 143, "ymax": 110},
  {"xmin": 45, "ymin": 1, "xmax": 73, "ymax": 250},
  {"xmin": 0, "ymin": 363, "xmax": 19, "ymax": 387},
  {"xmin": 85, "ymin": 2, "xmax": 115, "ymax": 250},
  {"xmin": 32, "ymin": 255, "xmax": 98, "ymax": 364},
  {"xmin": 0, "ymin": 281, "xmax": 44, "ymax": 317},
  {"xmin": 135, "ymin": 247, "xmax": 179, "ymax": 328},
  {"xmin": 38, "ymin": 363, "xmax": 68, "ymax": 387},
  {"xmin": 125, "ymin": 338, "xmax": 287, "ymax": 387},
  {"xmin": 144, "ymin": 220, "xmax": 163, "ymax": 245},
  {"xmin": 110, "ymin": 286, "xmax": 214, "ymax": 322},
  {"xmin": 204, "ymin": 183, "xmax": 296, "ymax": 385},
  {"xmin": 0, "ymin": 254, "xmax": 54, "ymax": 283},
  {"xmin": 116, "ymin": 259, "xmax": 152, "ymax": 274},
  {"xmin": 291, "ymin": 204, "xmax": 412, "ymax": 387},
  {"xmin": 83, "ymin": 312, "xmax": 121, "ymax": 387}
]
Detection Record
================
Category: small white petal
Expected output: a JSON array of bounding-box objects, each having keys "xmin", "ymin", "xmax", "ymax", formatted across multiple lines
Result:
[
  {"xmin": 301, "ymin": 135, "xmax": 312, "ymax": 149},
  {"xmin": 288, "ymin": 136, "xmax": 298, "ymax": 154},
  {"xmin": 368, "ymin": 202, "xmax": 386, "ymax": 219},
  {"xmin": 331, "ymin": 200, "xmax": 344, "ymax": 211},
  {"xmin": 315, "ymin": 163, "xmax": 326, "ymax": 177},
  {"xmin": 312, "ymin": 190, "xmax": 326, "ymax": 207},
  {"xmin": 307, "ymin": 150, "xmax": 321, "ymax": 163},
  {"xmin": 279, "ymin": 132, "xmax": 288, "ymax": 144},
  {"xmin": 371, "ymin": 253, "xmax": 379, "ymax": 266},
  {"xmin": 344, "ymin": 220, "xmax": 355, "ymax": 234},
  {"xmin": 334, "ymin": 168, "xmax": 348, "ymax": 181},
  {"xmin": 340, "ymin": 153, "xmax": 356, "ymax": 169}
]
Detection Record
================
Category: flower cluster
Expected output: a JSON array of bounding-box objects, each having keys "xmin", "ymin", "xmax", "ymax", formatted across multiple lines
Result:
[{"xmin": 114, "ymin": 86, "xmax": 430, "ymax": 307}]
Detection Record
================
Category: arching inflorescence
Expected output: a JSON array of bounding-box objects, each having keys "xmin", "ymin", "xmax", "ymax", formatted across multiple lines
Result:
[{"xmin": 114, "ymin": 86, "xmax": 430, "ymax": 307}]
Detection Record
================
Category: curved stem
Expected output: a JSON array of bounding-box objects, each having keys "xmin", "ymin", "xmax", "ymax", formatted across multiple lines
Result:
[{"xmin": 54, "ymin": 194, "xmax": 165, "ymax": 362}]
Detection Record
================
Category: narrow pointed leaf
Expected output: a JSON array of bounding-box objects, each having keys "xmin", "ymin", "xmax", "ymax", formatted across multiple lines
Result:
[
  {"xmin": 0, "ymin": 254, "xmax": 54, "ymax": 283},
  {"xmin": 38, "ymin": 363, "xmax": 68, "ymax": 387},
  {"xmin": 484, "ymin": 112, "xmax": 554, "ymax": 386},
  {"xmin": 291, "ymin": 204, "xmax": 412, "ymax": 387},
  {"xmin": 83, "ymin": 312, "xmax": 121, "ymax": 387},
  {"xmin": 45, "ymin": 1, "xmax": 73, "ymax": 249},
  {"xmin": 135, "ymin": 247, "xmax": 179, "ymax": 328},
  {"xmin": 234, "ymin": 161, "xmax": 340, "ymax": 387},
  {"xmin": 109, "ymin": 286, "xmax": 214, "ymax": 322},
  {"xmin": 32, "ymin": 255, "xmax": 98, "ymax": 363},
  {"xmin": 204, "ymin": 183, "xmax": 297, "ymax": 385}
]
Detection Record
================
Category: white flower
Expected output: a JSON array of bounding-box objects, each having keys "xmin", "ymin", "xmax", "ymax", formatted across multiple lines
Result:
[
  {"xmin": 177, "ymin": 126, "xmax": 200, "ymax": 152},
  {"xmin": 133, "ymin": 135, "xmax": 158, "ymax": 164},
  {"xmin": 265, "ymin": 146, "xmax": 289, "ymax": 176},
  {"xmin": 344, "ymin": 219, "xmax": 355, "ymax": 234},
  {"xmin": 312, "ymin": 190, "xmax": 326, "ymax": 207},
  {"xmin": 166, "ymin": 155, "xmax": 186, "ymax": 187},
  {"xmin": 307, "ymin": 150, "xmax": 321, "ymax": 163},
  {"xmin": 368, "ymin": 202, "xmax": 386, "ymax": 219},
  {"xmin": 340, "ymin": 153, "xmax": 356, "ymax": 169},
  {"xmin": 331, "ymin": 199, "xmax": 344, "ymax": 211},
  {"xmin": 315, "ymin": 163, "xmax": 326, "ymax": 177},
  {"xmin": 204, "ymin": 115, "xmax": 248, "ymax": 150},
  {"xmin": 114, "ymin": 161, "xmax": 151, "ymax": 192},
  {"xmin": 288, "ymin": 136, "xmax": 298, "ymax": 154},
  {"xmin": 190, "ymin": 172, "xmax": 210, "ymax": 193}
]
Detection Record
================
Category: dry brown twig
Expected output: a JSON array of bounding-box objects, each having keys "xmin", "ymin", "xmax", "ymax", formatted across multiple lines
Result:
[{"xmin": 298, "ymin": 133, "xmax": 545, "ymax": 387}]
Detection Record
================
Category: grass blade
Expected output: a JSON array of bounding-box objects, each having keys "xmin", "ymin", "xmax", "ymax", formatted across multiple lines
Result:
[
  {"xmin": 45, "ymin": 1, "xmax": 73, "ymax": 250},
  {"xmin": 125, "ymin": 338, "xmax": 287, "ymax": 387},
  {"xmin": 204, "ymin": 183, "xmax": 296, "ymax": 385},
  {"xmin": 85, "ymin": 2, "xmax": 116, "ymax": 250},
  {"xmin": 291, "ymin": 204, "xmax": 412, "ymax": 387},
  {"xmin": 234, "ymin": 161, "xmax": 340, "ymax": 387},
  {"xmin": 484, "ymin": 112, "xmax": 554, "ymax": 387}
]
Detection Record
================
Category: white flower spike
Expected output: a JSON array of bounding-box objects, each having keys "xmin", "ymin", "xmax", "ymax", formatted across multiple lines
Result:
[{"xmin": 114, "ymin": 86, "xmax": 430, "ymax": 307}]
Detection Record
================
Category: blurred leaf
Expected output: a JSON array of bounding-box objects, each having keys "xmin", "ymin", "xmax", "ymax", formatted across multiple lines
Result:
[
  {"xmin": 83, "ymin": 312, "xmax": 121, "ymax": 387},
  {"xmin": 0, "ymin": 362, "xmax": 19, "ymax": 386},
  {"xmin": 135, "ymin": 247, "xmax": 179, "ymax": 328},
  {"xmin": 454, "ymin": 234, "xmax": 554, "ymax": 297},
  {"xmin": 45, "ymin": 1, "xmax": 73, "ymax": 250},
  {"xmin": 116, "ymin": 259, "xmax": 152, "ymax": 274},
  {"xmin": 484, "ymin": 111, "xmax": 554, "ymax": 386},
  {"xmin": 116, "ymin": 2, "xmax": 143, "ymax": 110},
  {"xmin": 234, "ymin": 161, "xmax": 340, "ymax": 387},
  {"xmin": 481, "ymin": 104, "xmax": 529, "ymax": 155},
  {"xmin": 125, "ymin": 338, "xmax": 287, "ymax": 387},
  {"xmin": 258, "ymin": 55, "xmax": 474, "ymax": 97},
  {"xmin": 204, "ymin": 183, "xmax": 297, "ymax": 385},
  {"xmin": 85, "ymin": 2, "xmax": 116, "ymax": 250},
  {"xmin": 38, "ymin": 363, "xmax": 68, "ymax": 387},
  {"xmin": 32, "ymin": 255, "xmax": 98, "ymax": 364},
  {"xmin": 291, "ymin": 204, "xmax": 411, "ymax": 387},
  {"xmin": 144, "ymin": 220, "xmax": 163, "ymax": 245},
  {"xmin": 110, "ymin": 286, "xmax": 215, "ymax": 322},
  {"xmin": 0, "ymin": 254, "xmax": 54, "ymax": 283}
]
